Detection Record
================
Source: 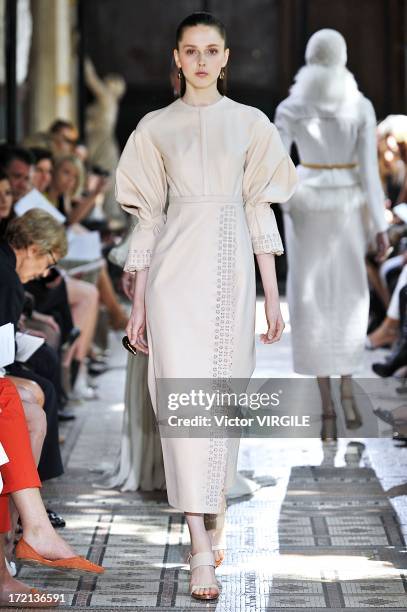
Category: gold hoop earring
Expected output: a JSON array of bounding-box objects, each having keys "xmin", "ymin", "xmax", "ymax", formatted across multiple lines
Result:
[{"xmin": 219, "ymin": 67, "xmax": 225, "ymax": 80}]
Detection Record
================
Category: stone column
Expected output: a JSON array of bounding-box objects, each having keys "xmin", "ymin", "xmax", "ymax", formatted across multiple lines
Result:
[{"xmin": 29, "ymin": 0, "xmax": 76, "ymax": 133}]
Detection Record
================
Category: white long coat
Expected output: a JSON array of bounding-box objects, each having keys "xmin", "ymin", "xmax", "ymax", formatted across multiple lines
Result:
[{"xmin": 275, "ymin": 65, "xmax": 387, "ymax": 376}]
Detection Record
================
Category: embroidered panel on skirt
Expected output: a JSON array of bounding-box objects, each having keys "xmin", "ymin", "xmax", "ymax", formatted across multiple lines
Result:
[{"xmin": 206, "ymin": 205, "xmax": 237, "ymax": 511}]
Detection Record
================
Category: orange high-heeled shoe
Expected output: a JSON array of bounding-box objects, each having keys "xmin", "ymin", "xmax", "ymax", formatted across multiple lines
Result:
[{"xmin": 15, "ymin": 539, "xmax": 104, "ymax": 574}]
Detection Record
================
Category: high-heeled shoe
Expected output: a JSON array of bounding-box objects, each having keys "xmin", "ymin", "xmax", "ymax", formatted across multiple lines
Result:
[
  {"xmin": 341, "ymin": 394, "xmax": 363, "ymax": 429},
  {"xmin": 15, "ymin": 539, "xmax": 104, "ymax": 574},
  {"xmin": 372, "ymin": 341, "xmax": 407, "ymax": 377},
  {"xmin": 185, "ymin": 545, "xmax": 225, "ymax": 568},
  {"xmin": 320, "ymin": 413, "xmax": 337, "ymax": 441},
  {"xmin": 188, "ymin": 551, "xmax": 220, "ymax": 601}
]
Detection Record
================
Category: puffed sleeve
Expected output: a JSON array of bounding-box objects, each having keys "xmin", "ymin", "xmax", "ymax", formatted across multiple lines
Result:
[
  {"xmin": 357, "ymin": 99, "xmax": 388, "ymax": 234},
  {"xmin": 115, "ymin": 121, "xmax": 168, "ymax": 272},
  {"xmin": 243, "ymin": 114, "xmax": 298, "ymax": 255}
]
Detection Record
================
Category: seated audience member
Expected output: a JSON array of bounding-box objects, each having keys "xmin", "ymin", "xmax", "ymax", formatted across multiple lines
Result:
[
  {"xmin": 25, "ymin": 119, "xmax": 79, "ymax": 160},
  {"xmin": 47, "ymin": 154, "xmax": 107, "ymax": 226},
  {"xmin": 0, "ymin": 146, "xmax": 99, "ymax": 401},
  {"xmin": 0, "ymin": 171, "xmax": 13, "ymax": 238},
  {"xmin": 372, "ymin": 282, "xmax": 407, "ymax": 378},
  {"xmin": 0, "ymin": 376, "xmax": 104, "ymax": 598},
  {"xmin": 46, "ymin": 155, "xmax": 127, "ymax": 331},
  {"xmin": 48, "ymin": 120, "xmax": 79, "ymax": 158},
  {"xmin": 0, "ymin": 210, "xmax": 66, "ymax": 484},
  {"xmin": 30, "ymin": 148, "xmax": 53, "ymax": 194},
  {"xmin": 0, "ymin": 146, "xmax": 33, "ymax": 205}
]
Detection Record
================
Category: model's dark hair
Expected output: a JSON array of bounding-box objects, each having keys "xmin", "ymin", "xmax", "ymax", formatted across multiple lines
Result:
[
  {"xmin": 175, "ymin": 12, "xmax": 228, "ymax": 96},
  {"xmin": 0, "ymin": 170, "xmax": 9, "ymax": 182}
]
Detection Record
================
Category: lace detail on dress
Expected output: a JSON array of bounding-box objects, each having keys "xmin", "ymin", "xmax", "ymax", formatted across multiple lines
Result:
[
  {"xmin": 123, "ymin": 249, "xmax": 152, "ymax": 273},
  {"xmin": 205, "ymin": 205, "xmax": 237, "ymax": 513},
  {"xmin": 252, "ymin": 232, "xmax": 284, "ymax": 255}
]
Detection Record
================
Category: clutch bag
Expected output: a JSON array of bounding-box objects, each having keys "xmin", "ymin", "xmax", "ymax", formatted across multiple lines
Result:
[{"xmin": 122, "ymin": 335, "xmax": 138, "ymax": 356}]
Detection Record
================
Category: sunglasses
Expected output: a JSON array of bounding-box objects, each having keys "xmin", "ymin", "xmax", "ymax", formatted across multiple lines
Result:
[
  {"xmin": 46, "ymin": 250, "xmax": 57, "ymax": 269},
  {"xmin": 62, "ymin": 136, "xmax": 78, "ymax": 146}
]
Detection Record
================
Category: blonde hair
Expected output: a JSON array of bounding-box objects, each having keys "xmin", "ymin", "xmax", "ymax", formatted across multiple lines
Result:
[
  {"xmin": 53, "ymin": 154, "xmax": 85, "ymax": 199},
  {"xmin": 6, "ymin": 209, "xmax": 68, "ymax": 258}
]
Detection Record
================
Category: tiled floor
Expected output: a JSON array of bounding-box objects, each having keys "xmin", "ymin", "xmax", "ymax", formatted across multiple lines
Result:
[{"xmin": 13, "ymin": 300, "xmax": 407, "ymax": 610}]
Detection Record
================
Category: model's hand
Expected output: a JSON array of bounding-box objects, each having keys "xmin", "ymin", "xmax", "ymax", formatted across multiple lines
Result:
[
  {"xmin": 260, "ymin": 300, "xmax": 285, "ymax": 344},
  {"xmin": 126, "ymin": 305, "xmax": 148, "ymax": 355}
]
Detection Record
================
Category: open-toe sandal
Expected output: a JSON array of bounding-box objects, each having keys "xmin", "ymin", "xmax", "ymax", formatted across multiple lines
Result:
[{"xmin": 188, "ymin": 551, "xmax": 220, "ymax": 601}]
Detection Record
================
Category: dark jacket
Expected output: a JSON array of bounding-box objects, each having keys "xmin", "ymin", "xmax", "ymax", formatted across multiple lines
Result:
[{"xmin": 0, "ymin": 241, "xmax": 24, "ymax": 329}]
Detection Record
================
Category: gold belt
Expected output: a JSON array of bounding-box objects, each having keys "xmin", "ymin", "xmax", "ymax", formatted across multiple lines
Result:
[{"xmin": 301, "ymin": 162, "xmax": 358, "ymax": 169}]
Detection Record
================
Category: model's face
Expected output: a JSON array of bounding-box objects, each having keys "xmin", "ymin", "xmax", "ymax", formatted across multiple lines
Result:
[
  {"xmin": 7, "ymin": 159, "xmax": 32, "ymax": 203},
  {"xmin": 53, "ymin": 160, "xmax": 78, "ymax": 195},
  {"xmin": 32, "ymin": 158, "xmax": 53, "ymax": 193},
  {"xmin": 174, "ymin": 25, "xmax": 229, "ymax": 93},
  {"xmin": 0, "ymin": 179, "xmax": 13, "ymax": 219}
]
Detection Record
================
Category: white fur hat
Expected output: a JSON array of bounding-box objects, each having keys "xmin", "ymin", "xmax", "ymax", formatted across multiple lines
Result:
[{"xmin": 305, "ymin": 29, "xmax": 347, "ymax": 67}]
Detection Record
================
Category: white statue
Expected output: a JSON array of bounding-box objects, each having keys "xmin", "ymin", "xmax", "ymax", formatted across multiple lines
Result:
[{"xmin": 84, "ymin": 57, "xmax": 127, "ymax": 223}]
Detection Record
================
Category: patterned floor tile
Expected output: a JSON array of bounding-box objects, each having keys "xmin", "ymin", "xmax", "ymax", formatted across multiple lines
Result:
[{"xmin": 13, "ymin": 328, "xmax": 407, "ymax": 609}]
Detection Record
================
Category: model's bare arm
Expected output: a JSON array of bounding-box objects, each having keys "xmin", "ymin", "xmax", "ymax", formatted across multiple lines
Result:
[{"xmin": 256, "ymin": 253, "xmax": 285, "ymax": 344}]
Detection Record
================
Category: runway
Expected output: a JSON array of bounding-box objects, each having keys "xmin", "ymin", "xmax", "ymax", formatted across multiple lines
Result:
[{"xmin": 15, "ymin": 300, "xmax": 407, "ymax": 610}]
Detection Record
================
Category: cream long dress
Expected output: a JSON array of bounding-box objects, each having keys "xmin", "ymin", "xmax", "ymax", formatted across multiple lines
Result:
[{"xmin": 115, "ymin": 95, "xmax": 297, "ymax": 513}]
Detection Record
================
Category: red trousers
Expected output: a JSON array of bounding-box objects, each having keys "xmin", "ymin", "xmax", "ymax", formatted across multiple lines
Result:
[{"xmin": 0, "ymin": 378, "xmax": 41, "ymax": 533}]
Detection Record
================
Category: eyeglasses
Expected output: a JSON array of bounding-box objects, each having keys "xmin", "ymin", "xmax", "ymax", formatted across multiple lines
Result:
[
  {"xmin": 62, "ymin": 136, "xmax": 78, "ymax": 146},
  {"xmin": 47, "ymin": 250, "xmax": 57, "ymax": 269}
]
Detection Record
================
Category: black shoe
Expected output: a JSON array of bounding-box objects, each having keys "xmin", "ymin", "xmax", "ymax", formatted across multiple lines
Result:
[
  {"xmin": 87, "ymin": 363, "xmax": 109, "ymax": 377},
  {"xmin": 58, "ymin": 409, "xmax": 76, "ymax": 421},
  {"xmin": 372, "ymin": 342, "xmax": 407, "ymax": 377},
  {"xmin": 46, "ymin": 508, "xmax": 66, "ymax": 528},
  {"xmin": 68, "ymin": 326, "xmax": 81, "ymax": 344},
  {"xmin": 70, "ymin": 358, "xmax": 81, "ymax": 388}
]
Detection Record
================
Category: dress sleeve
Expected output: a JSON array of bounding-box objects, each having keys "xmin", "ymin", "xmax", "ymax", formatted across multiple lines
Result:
[
  {"xmin": 115, "ymin": 122, "xmax": 168, "ymax": 272},
  {"xmin": 357, "ymin": 99, "xmax": 388, "ymax": 234},
  {"xmin": 243, "ymin": 114, "xmax": 298, "ymax": 255}
]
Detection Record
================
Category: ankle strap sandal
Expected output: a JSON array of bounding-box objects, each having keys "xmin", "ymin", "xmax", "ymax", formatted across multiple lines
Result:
[{"xmin": 188, "ymin": 551, "xmax": 220, "ymax": 601}]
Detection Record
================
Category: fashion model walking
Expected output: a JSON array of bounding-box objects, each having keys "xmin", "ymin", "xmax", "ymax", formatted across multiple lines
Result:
[
  {"xmin": 116, "ymin": 12, "xmax": 297, "ymax": 600},
  {"xmin": 275, "ymin": 29, "xmax": 389, "ymax": 438}
]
